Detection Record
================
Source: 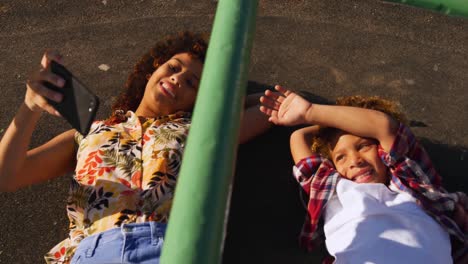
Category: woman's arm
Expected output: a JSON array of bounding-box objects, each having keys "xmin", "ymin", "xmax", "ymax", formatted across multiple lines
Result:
[
  {"xmin": 260, "ymin": 85, "xmax": 399, "ymax": 152},
  {"xmin": 238, "ymin": 93, "xmax": 273, "ymax": 144},
  {"xmin": 0, "ymin": 116, "xmax": 76, "ymax": 192},
  {"xmin": 290, "ymin": 126, "xmax": 319, "ymax": 163},
  {"xmin": 0, "ymin": 51, "xmax": 76, "ymax": 192}
]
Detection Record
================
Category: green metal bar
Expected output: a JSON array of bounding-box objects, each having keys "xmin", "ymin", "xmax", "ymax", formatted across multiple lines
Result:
[
  {"xmin": 385, "ymin": 0, "xmax": 468, "ymax": 17},
  {"xmin": 160, "ymin": 0, "xmax": 258, "ymax": 263}
]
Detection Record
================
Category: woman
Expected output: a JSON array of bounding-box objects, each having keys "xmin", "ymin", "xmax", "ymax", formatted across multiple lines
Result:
[{"xmin": 0, "ymin": 32, "xmax": 272, "ymax": 263}]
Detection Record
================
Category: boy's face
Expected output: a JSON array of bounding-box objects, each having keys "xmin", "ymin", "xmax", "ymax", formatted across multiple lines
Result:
[{"xmin": 331, "ymin": 133, "xmax": 388, "ymax": 184}]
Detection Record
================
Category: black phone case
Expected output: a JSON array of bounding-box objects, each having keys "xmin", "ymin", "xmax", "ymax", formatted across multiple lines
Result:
[{"xmin": 44, "ymin": 61, "xmax": 100, "ymax": 135}]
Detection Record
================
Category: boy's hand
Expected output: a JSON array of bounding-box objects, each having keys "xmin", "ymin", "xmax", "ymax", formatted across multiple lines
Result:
[{"xmin": 259, "ymin": 85, "xmax": 312, "ymax": 126}]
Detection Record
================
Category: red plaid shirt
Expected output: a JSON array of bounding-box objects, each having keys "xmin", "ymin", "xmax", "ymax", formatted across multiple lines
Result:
[{"xmin": 293, "ymin": 123, "xmax": 467, "ymax": 258}]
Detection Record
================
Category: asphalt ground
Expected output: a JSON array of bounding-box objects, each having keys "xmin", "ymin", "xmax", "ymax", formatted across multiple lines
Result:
[{"xmin": 0, "ymin": 0, "xmax": 467, "ymax": 263}]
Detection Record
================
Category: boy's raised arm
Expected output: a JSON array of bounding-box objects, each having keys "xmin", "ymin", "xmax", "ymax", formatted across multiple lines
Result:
[
  {"xmin": 290, "ymin": 126, "xmax": 319, "ymax": 163},
  {"xmin": 304, "ymin": 104, "xmax": 398, "ymax": 152},
  {"xmin": 260, "ymin": 85, "xmax": 399, "ymax": 152}
]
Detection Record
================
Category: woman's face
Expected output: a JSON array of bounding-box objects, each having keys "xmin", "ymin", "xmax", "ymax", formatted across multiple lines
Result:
[{"xmin": 138, "ymin": 52, "xmax": 203, "ymax": 116}]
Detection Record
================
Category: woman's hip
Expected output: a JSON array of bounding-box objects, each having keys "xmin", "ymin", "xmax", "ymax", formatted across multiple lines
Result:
[{"xmin": 71, "ymin": 222, "xmax": 166, "ymax": 264}]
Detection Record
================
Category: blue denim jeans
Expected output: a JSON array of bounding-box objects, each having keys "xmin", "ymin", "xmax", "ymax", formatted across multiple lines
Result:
[{"xmin": 70, "ymin": 222, "xmax": 166, "ymax": 264}]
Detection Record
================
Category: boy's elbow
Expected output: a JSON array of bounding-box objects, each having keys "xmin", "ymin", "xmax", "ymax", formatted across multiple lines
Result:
[
  {"xmin": 291, "ymin": 128, "xmax": 316, "ymax": 149},
  {"xmin": 290, "ymin": 129, "xmax": 316, "ymax": 163},
  {"xmin": 290, "ymin": 130, "xmax": 303, "ymax": 145},
  {"xmin": 377, "ymin": 114, "xmax": 399, "ymax": 151},
  {"xmin": 383, "ymin": 114, "xmax": 399, "ymax": 136},
  {"xmin": 290, "ymin": 127, "xmax": 316, "ymax": 143}
]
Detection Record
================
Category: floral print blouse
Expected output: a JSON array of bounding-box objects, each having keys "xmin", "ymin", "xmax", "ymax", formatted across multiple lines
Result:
[{"xmin": 45, "ymin": 111, "xmax": 191, "ymax": 264}]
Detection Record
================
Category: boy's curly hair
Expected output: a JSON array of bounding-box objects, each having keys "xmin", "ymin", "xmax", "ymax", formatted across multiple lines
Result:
[
  {"xmin": 109, "ymin": 31, "xmax": 208, "ymax": 121},
  {"xmin": 311, "ymin": 95, "xmax": 408, "ymax": 159}
]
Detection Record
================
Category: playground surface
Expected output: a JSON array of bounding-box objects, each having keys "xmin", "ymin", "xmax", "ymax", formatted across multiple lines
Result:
[{"xmin": 0, "ymin": 0, "xmax": 467, "ymax": 263}]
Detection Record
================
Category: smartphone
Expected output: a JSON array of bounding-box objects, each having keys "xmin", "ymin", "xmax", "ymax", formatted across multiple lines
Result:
[{"xmin": 44, "ymin": 61, "xmax": 100, "ymax": 135}]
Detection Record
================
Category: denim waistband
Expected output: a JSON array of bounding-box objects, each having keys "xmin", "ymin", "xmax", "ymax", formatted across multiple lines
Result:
[
  {"xmin": 81, "ymin": 222, "xmax": 167, "ymax": 258},
  {"xmin": 121, "ymin": 222, "xmax": 167, "ymax": 238}
]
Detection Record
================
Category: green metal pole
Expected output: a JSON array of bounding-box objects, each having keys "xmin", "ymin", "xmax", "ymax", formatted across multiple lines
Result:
[
  {"xmin": 385, "ymin": 0, "xmax": 468, "ymax": 17},
  {"xmin": 160, "ymin": 0, "xmax": 258, "ymax": 263}
]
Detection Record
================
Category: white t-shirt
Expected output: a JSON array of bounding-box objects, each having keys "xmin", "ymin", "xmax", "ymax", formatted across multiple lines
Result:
[{"xmin": 324, "ymin": 179, "xmax": 452, "ymax": 264}]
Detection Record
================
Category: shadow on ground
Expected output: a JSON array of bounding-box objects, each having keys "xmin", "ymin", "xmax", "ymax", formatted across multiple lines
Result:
[{"xmin": 419, "ymin": 138, "xmax": 468, "ymax": 192}]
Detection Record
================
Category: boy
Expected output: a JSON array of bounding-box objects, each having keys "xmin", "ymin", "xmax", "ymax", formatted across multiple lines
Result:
[{"xmin": 260, "ymin": 85, "xmax": 467, "ymax": 263}]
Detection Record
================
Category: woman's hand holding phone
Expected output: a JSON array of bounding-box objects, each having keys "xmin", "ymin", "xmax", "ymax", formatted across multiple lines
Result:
[
  {"xmin": 24, "ymin": 50, "xmax": 100, "ymax": 135},
  {"xmin": 25, "ymin": 50, "xmax": 65, "ymax": 117}
]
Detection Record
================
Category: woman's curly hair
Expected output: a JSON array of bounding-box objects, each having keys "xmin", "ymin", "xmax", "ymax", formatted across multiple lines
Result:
[
  {"xmin": 311, "ymin": 95, "xmax": 408, "ymax": 159},
  {"xmin": 109, "ymin": 31, "xmax": 208, "ymax": 121}
]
